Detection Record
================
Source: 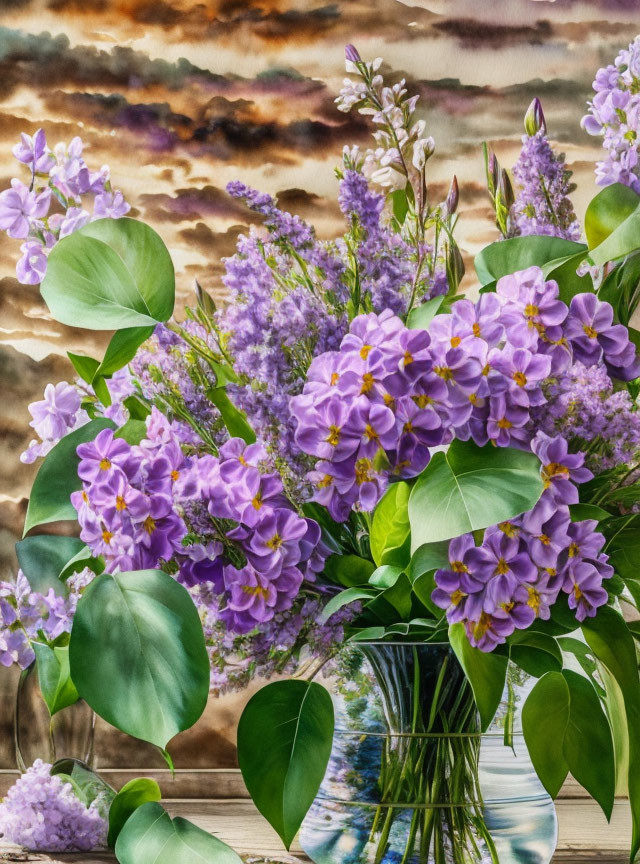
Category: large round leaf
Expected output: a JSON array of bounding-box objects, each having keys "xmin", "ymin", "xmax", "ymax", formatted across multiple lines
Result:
[
  {"xmin": 408, "ymin": 440, "xmax": 543, "ymax": 548},
  {"xmin": 522, "ymin": 671, "xmax": 570, "ymax": 799},
  {"xmin": 115, "ymin": 801, "xmax": 242, "ymax": 864},
  {"xmin": 474, "ymin": 235, "xmax": 586, "ymax": 286},
  {"xmin": 23, "ymin": 418, "xmax": 115, "ymax": 536},
  {"xmin": 69, "ymin": 569, "xmax": 209, "ymax": 749},
  {"xmin": 108, "ymin": 777, "xmax": 162, "ymax": 847},
  {"xmin": 585, "ymin": 183, "xmax": 640, "ymax": 249},
  {"xmin": 237, "ymin": 679, "xmax": 334, "ymax": 849},
  {"xmin": 41, "ymin": 218, "xmax": 175, "ymax": 330}
]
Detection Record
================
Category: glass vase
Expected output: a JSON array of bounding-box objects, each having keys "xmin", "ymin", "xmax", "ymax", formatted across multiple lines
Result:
[
  {"xmin": 299, "ymin": 642, "xmax": 557, "ymax": 864},
  {"xmin": 14, "ymin": 662, "xmax": 96, "ymax": 772}
]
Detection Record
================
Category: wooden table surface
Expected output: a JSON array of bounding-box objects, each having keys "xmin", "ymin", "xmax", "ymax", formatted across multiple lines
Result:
[{"xmin": 0, "ymin": 770, "xmax": 633, "ymax": 863}]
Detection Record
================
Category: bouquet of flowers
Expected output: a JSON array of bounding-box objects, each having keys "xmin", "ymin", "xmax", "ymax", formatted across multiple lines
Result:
[{"xmin": 3, "ymin": 36, "xmax": 640, "ymax": 864}]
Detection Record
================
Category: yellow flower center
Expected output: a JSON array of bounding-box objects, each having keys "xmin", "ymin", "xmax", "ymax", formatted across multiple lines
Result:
[
  {"xmin": 115, "ymin": 495, "xmax": 127, "ymax": 511},
  {"xmin": 330, "ymin": 372, "xmax": 339, "ymax": 386},
  {"xmin": 266, "ymin": 533, "xmax": 283, "ymax": 550},
  {"xmin": 451, "ymin": 560, "xmax": 468, "ymax": 573},
  {"xmin": 524, "ymin": 303, "xmax": 539, "ymax": 318},
  {"xmin": 451, "ymin": 590, "xmax": 465, "ymax": 606},
  {"xmin": 482, "ymin": 363, "xmax": 491, "ymax": 377},
  {"xmin": 242, "ymin": 583, "xmax": 269, "ymax": 599},
  {"xmin": 583, "ymin": 324, "xmax": 598, "ymax": 339},
  {"xmin": 143, "ymin": 516, "xmax": 156, "ymax": 534},
  {"xmin": 361, "ymin": 373, "xmax": 375, "ymax": 394},
  {"xmin": 434, "ymin": 365, "xmax": 453, "ymax": 381},
  {"xmin": 573, "ymin": 584, "xmax": 583, "ymax": 600},
  {"xmin": 472, "ymin": 322, "xmax": 482, "ymax": 338},
  {"xmin": 252, "ymin": 492, "xmax": 263, "ymax": 511},
  {"xmin": 414, "ymin": 394, "xmax": 433, "ymax": 409},
  {"xmin": 568, "ymin": 542, "xmax": 580, "ymax": 558},
  {"xmin": 403, "ymin": 350, "xmax": 414, "ymax": 365},
  {"xmin": 360, "ymin": 345, "xmax": 372, "ymax": 360},
  {"xmin": 318, "ymin": 474, "xmax": 333, "ymax": 488},
  {"xmin": 499, "ymin": 521, "xmax": 518, "ymax": 538},
  {"xmin": 513, "ymin": 371, "xmax": 527, "ymax": 387},
  {"xmin": 171, "ymin": 469, "xmax": 180, "ymax": 481},
  {"xmin": 99, "ymin": 458, "xmax": 111, "ymax": 471},
  {"xmin": 527, "ymin": 586, "xmax": 541, "ymax": 613},
  {"xmin": 355, "ymin": 458, "xmax": 373, "ymax": 485},
  {"xmin": 364, "ymin": 424, "xmax": 378, "ymax": 442},
  {"xmin": 450, "ymin": 336, "xmax": 461, "ymax": 348},
  {"xmin": 495, "ymin": 557, "xmax": 510, "ymax": 575},
  {"xmin": 326, "ymin": 425, "xmax": 341, "ymax": 446},
  {"xmin": 102, "ymin": 529, "xmax": 113, "ymax": 544},
  {"xmin": 497, "ymin": 417, "xmax": 512, "ymax": 429}
]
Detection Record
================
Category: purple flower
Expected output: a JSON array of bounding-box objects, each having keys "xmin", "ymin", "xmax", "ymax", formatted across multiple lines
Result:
[
  {"xmin": 0, "ymin": 760, "xmax": 107, "ymax": 852},
  {"xmin": 223, "ymin": 564, "xmax": 303, "ymax": 633},
  {"xmin": 16, "ymin": 240, "xmax": 47, "ymax": 284},
  {"xmin": 28, "ymin": 382, "xmax": 83, "ymax": 443},
  {"xmin": 0, "ymin": 179, "xmax": 50, "ymax": 239},
  {"xmin": 92, "ymin": 190, "xmax": 130, "ymax": 220},
  {"xmin": 486, "ymin": 393, "xmax": 530, "ymax": 447},
  {"xmin": 566, "ymin": 293, "xmax": 640, "ymax": 380},
  {"xmin": 490, "ymin": 345, "xmax": 551, "ymax": 407},
  {"xmin": 531, "ymin": 432, "xmax": 593, "ymax": 505},
  {"xmin": 245, "ymin": 508, "xmax": 309, "ymax": 574},
  {"xmin": 467, "ymin": 532, "xmax": 536, "ymax": 612},
  {"xmin": 12, "ymin": 129, "xmax": 55, "ymax": 173},
  {"xmin": 464, "ymin": 611, "xmax": 517, "ymax": 652},
  {"xmin": 563, "ymin": 561, "xmax": 610, "ymax": 622},
  {"xmin": 76, "ymin": 429, "xmax": 138, "ymax": 483}
]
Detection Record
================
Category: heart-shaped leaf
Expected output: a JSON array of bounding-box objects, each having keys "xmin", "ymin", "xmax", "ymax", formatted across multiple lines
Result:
[
  {"xmin": 408, "ymin": 439, "xmax": 543, "ymax": 548},
  {"xmin": 108, "ymin": 777, "xmax": 162, "ymax": 847},
  {"xmin": 41, "ymin": 218, "xmax": 174, "ymax": 330},
  {"xmin": 15, "ymin": 534, "xmax": 86, "ymax": 595},
  {"xmin": 69, "ymin": 569, "xmax": 209, "ymax": 749},
  {"xmin": 237, "ymin": 680, "xmax": 334, "ymax": 849},
  {"xmin": 406, "ymin": 296, "xmax": 444, "ymax": 330},
  {"xmin": 33, "ymin": 643, "xmax": 79, "ymax": 716},
  {"xmin": 23, "ymin": 418, "xmax": 116, "ymax": 536},
  {"xmin": 115, "ymin": 801, "xmax": 242, "ymax": 864}
]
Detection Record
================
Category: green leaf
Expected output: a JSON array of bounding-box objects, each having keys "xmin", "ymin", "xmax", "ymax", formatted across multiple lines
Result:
[
  {"xmin": 582, "ymin": 606, "xmax": 640, "ymax": 860},
  {"xmin": 363, "ymin": 572, "xmax": 413, "ymax": 625},
  {"xmin": 603, "ymin": 515, "xmax": 640, "ymax": 581},
  {"xmin": 598, "ymin": 251, "xmax": 640, "ymax": 328},
  {"xmin": 237, "ymin": 680, "xmax": 334, "ymax": 849},
  {"xmin": 15, "ymin": 534, "xmax": 85, "ymax": 596},
  {"xmin": 50, "ymin": 758, "xmax": 116, "ymax": 811},
  {"xmin": 40, "ymin": 217, "xmax": 175, "ymax": 330},
  {"xmin": 411, "ymin": 570, "xmax": 444, "ymax": 618},
  {"xmin": 115, "ymin": 801, "xmax": 243, "ymax": 864},
  {"xmin": 33, "ymin": 643, "xmax": 80, "ymax": 716},
  {"xmin": 390, "ymin": 188, "xmax": 410, "ymax": 225},
  {"xmin": 23, "ymin": 418, "xmax": 116, "ymax": 535},
  {"xmin": 123, "ymin": 394, "xmax": 152, "ymax": 420},
  {"xmin": 449, "ymin": 623, "xmax": 508, "ymax": 731},
  {"xmin": 585, "ymin": 183, "xmax": 640, "ymax": 249},
  {"xmin": 406, "ymin": 296, "xmax": 445, "ymax": 330},
  {"xmin": 207, "ymin": 387, "xmax": 256, "ymax": 444},
  {"xmin": 370, "ymin": 482, "xmax": 411, "ymax": 566},
  {"xmin": 58, "ymin": 545, "xmax": 104, "ymax": 583},
  {"xmin": 368, "ymin": 565, "xmax": 404, "ymax": 589},
  {"xmin": 92, "ymin": 375, "xmax": 112, "ymax": 407},
  {"xmin": 115, "ymin": 419, "xmax": 148, "ymax": 445},
  {"xmin": 508, "ymin": 630, "xmax": 562, "ymax": 678},
  {"xmin": 408, "ymin": 440, "xmax": 543, "ymax": 549},
  {"xmin": 323, "ymin": 554, "xmax": 375, "ymax": 587},
  {"xmin": 569, "ymin": 503, "xmax": 612, "ymax": 522},
  {"xmin": 591, "ymin": 201, "xmax": 640, "ymax": 267},
  {"xmin": 108, "ymin": 777, "xmax": 162, "ymax": 847},
  {"xmin": 407, "ymin": 541, "xmax": 451, "ymax": 581},
  {"xmin": 67, "ymin": 352, "xmax": 100, "ymax": 384},
  {"xmin": 69, "ymin": 569, "xmax": 209, "ymax": 750},
  {"xmin": 474, "ymin": 236, "xmax": 587, "ymax": 285},
  {"xmin": 561, "ymin": 669, "xmax": 615, "ymax": 820},
  {"xmin": 320, "ymin": 586, "xmax": 377, "ymax": 623},
  {"xmin": 522, "ymin": 671, "xmax": 570, "ymax": 798},
  {"xmin": 96, "ymin": 326, "xmax": 155, "ymax": 378},
  {"xmin": 542, "ymin": 251, "xmax": 593, "ymax": 304}
]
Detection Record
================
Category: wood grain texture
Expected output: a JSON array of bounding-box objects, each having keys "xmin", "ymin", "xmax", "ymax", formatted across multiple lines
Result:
[{"xmin": 0, "ymin": 798, "xmax": 632, "ymax": 862}]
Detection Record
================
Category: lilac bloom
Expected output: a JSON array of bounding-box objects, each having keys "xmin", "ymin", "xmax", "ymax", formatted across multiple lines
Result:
[
  {"xmin": 92, "ymin": 190, "xmax": 130, "ymax": 219},
  {"xmin": 566, "ymin": 293, "xmax": 640, "ymax": 380},
  {"xmin": 563, "ymin": 561, "xmax": 610, "ymax": 622},
  {"xmin": 468, "ymin": 532, "xmax": 536, "ymax": 613},
  {"xmin": 490, "ymin": 345, "xmax": 551, "ymax": 407},
  {"xmin": 246, "ymin": 508, "xmax": 308, "ymax": 574},
  {"xmin": 340, "ymin": 309, "xmax": 405, "ymax": 355},
  {"xmin": 383, "ymin": 328, "xmax": 432, "ymax": 394},
  {"xmin": 513, "ymin": 574, "xmax": 560, "ymax": 622},
  {"xmin": 226, "ymin": 469, "xmax": 288, "ymax": 527},
  {"xmin": 16, "ymin": 240, "xmax": 47, "ymax": 284},
  {"xmin": 0, "ymin": 179, "xmax": 50, "ymax": 239},
  {"xmin": 486, "ymin": 393, "xmax": 530, "ymax": 447},
  {"xmin": 219, "ymin": 438, "xmax": 267, "ymax": 483},
  {"xmin": 565, "ymin": 520, "xmax": 610, "ymax": 568},
  {"xmin": 76, "ymin": 429, "xmax": 138, "ymax": 483},
  {"xmin": 497, "ymin": 267, "xmax": 567, "ymax": 344},
  {"xmin": 521, "ymin": 504, "xmax": 570, "ymax": 568},
  {"xmin": 28, "ymin": 382, "xmax": 82, "ymax": 443},
  {"xmin": 59, "ymin": 207, "xmax": 91, "ymax": 238},
  {"xmin": 308, "ymin": 459, "xmax": 359, "ymax": 522},
  {"xmin": 224, "ymin": 563, "xmax": 303, "ymax": 632},
  {"xmin": 450, "ymin": 294, "xmax": 505, "ymax": 348},
  {"xmin": 465, "ymin": 610, "xmax": 517, "ymax": 652},
  {"xmin": 12, "ymin": 128, "xmax": 55, "ymax": 173},
  {"xmin": 393, "ymin": 397, "xmax": 442, "ymax": 476},
  {"xmin": 429, "ymin": 344, "xmax": 483, "ymax": 395},
  {"xmin": 89, "ymin": 471, "xmax": 149, "ymax": 524},
  {"xmin": 292, "ymin": 395, "xmax": 364, "ymax": 460},
  {"xmin": 351, "ymin": 400, "xmax": 397, "ymax": 459},
  {"xmin": 531, "ymin": 432, "xmax": 593, "ymax": 504}
]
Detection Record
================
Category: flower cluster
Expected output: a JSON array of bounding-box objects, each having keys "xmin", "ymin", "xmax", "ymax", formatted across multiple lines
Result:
[
  {"xmin": 71, "ymin": 419, "xmax": 188, "ymax": 572},
  {"xmin": 291, "ymin": 266, "xmax": 640, "ymax": 521},
  {"xmin": 509, "ymin": 99, "xmax": 580, "ymax": 240},
  {"xmin": 433, "ymin": 432, "xmax": 612, "ymax": 650},
  {"xmin": 0, "ymin": 569, "xmax": 92, "ymax": 669},
  {"xmin": 582, "ymin": 36, "xmax": 640, "ymax": 192},
  {"xmin": 0, "ymin": 760, "xmax": 107, "ymax": 852},
  {"xmin": 174, "ymin": 437, "xmax": 329, "ymax": 634},
  {"xmin": 535, "ymin": 360, "xmax": 640, "ymax": 473},
  {"xmin": 0, "ymin": 129, "xmax": 129, "ymax": 284}
]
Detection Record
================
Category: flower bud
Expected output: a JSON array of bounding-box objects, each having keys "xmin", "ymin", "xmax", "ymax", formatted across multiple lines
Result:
[
  {"xmin": 412, "ymin": 136, "xmax": 435, "ymax": 170},
  {"xmin": 195, "ymin": 279, "xmax": 216, "ymax": 315},
  {"xmin": 345, "ymin": 44, "xmax": 361, "ymax": 64},
  {"xmin": 447, "ymin": 243, "xmax": 465, "ymax": 289},
  {"xmin": 498, "ymin": 169, "xmax": 515, "ymax": 210},
  {"xmin": 445, "ymin": 175, "xmax": 459, "ymax": 216},
  {"xmin": 487, "ymin": 151, "xmax": 499, "ymax": 193},
  {"xmin": 524, "ymin": 97, "xmax": 546, "ymax": 137}
]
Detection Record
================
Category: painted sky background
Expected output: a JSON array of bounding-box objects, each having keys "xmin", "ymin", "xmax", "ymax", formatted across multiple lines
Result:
[{"xmin": 0, "ymin": 0, "xmax": 639, "ymax": 567}]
